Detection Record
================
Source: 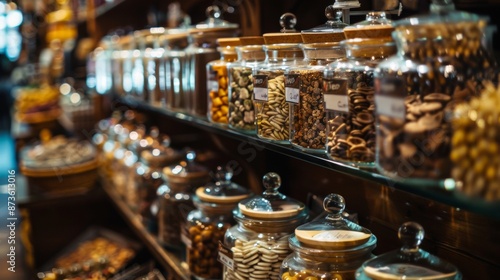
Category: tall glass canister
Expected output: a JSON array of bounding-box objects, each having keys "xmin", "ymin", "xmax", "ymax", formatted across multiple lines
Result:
[
  {"xmin": 206, "ymin": 38, "xmax": 240, "ymax": 125},
  {"xmin": 324, "ymin": 38, "xmax": 396, "ymax": 166},
  {"xmin": 227, "ymin": 36, "xmax": 265, "ymax": 134},
  {"xmin": 163, "ymin": 31, "xmax": 189, "ymax": 112}
]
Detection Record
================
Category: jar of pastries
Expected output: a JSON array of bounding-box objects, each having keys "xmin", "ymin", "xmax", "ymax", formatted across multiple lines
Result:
[
  {"xmin": 186, "ymin": 166, "xmax": 251, "ymax": 280},
  {"xmin": 280, "ymin": 194, "xmax": 376, "ymax": 280},
  {"xmin": 221, "ymin": 172, "xmax": 309, "ymax": 280}
]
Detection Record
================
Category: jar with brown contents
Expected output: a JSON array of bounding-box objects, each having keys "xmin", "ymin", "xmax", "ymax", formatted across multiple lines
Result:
[
  {"xmin": 286, "ymin": 42, "xmax": 345, "ymax": 153},
  {"xmin": 207, "ymin": 38, "xmax": 240, "ymax": 124},
  {"xmin": 374, "ymin": 7, "xmax": 497, "ymax": 181},
  {"xmin": 324, "ymin": 38, "xmax": 396, "ymax": 166},
  {"xmin": 186, "ymin": 166, "xmax": 251, "ymax": 280}
]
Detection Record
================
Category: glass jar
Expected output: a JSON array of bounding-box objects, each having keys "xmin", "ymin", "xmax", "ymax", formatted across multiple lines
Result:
[
  {"xmin": 324, "ymin": 38, "xmax": 396, "ymax": 167},
  {"xmin": 227, "ymin": 37, "xmax": 265, "ymax": 133},
  {"xmin": 343, "ymin": 11, "xmax": 394, "ymax": 39},
  {"xmin": 185, "ymin": 6, "xmax": 239, "ymax": 117},
  {"xmin": 356, "ymin": 222, "xmax": 462, "ymax": 279},
  {"xmin": 254, "ymin": 32, "xmax": 304, "ymax": 144},
  {"xmin": 221, "ymin": 172, "xmax": 309, "ymax": 280},
  {"xmin": 157, "ymin": 151, "xmax": 211, "ymax": 249},
  {"xmin": 286, "ymin": 42, "xmax": 345, "ymax": 153},
  {"xmin": 163, "ymin": 31, "xmax": 190, "ymax": 111},
  {"xmin": 207, "ymin": 38, "xmax": 240, "ymax": 124},
  {"xmin": 118, "ymin": 35, "xmax": 136, "ymax": 97},
  {"xmin": 374, "ymin": 9, "xmax": 497, "ymax": 181},
  {"xmin": 281, "ymin": 194, "xmax": 377, "ymax": 280},
  {"xmin": 186, "ymin": 166, "xmax": 251, "ymax": 280},
  {"xmin": 300, "ymin": 5, "xmax": 347, "ymax": 43},
  {"xmin": 133, "ymin": 141, "xmax": 183, "ymax": 225}
]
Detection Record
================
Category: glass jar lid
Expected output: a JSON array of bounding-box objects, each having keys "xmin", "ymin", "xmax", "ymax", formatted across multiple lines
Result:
[
  {"xmin": 190, "ymin": 5, "xmax": 239, "ymax": 32},
  {"xmin": 235, "ymin": 172, "xmax": 307, "ymax": 220},
  {"xmin": 301, "ymin": 5, "xmax": 347, "ymax": 43},
  {"xmin": 195, "ymin": 166, "xmax": 251, "ymax": 204},
  {"xmin": 140, "ymin": 136, "xmax": 183, "ymax": 168},
  {"xmin": 162, "ymin": 150, "xmax": 210, "ymax": 185},
  {"xmin": 343, "ymin": 11, "xmax": 394, "ymax": 39},
  {"xmin": 359, "ymin": 222, "xmax": 461, "ymax": 280},
  {"xmin": 239, "ymin": 36, "xmax": 265, "ymax": 46},
  {"xmin": 294, "ymin": 194, "xmax": 373, "ymax": 249},
  {"xmin": 263, "ymin": 13, "xmax": 303, "ymax": 44}
]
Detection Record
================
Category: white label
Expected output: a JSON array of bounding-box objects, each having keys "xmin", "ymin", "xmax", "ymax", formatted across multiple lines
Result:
[
  {"xmin": 217, "ymin": 241, "xmax": 234, "ymax": 270},
  {"xmin": 254, "ymin": 74, "xmax": 269, "ymax": 101},
  {"xmin": 375, "ymin": 95, "xmax": 405, "ymax": 120},
  {"xmin": 286, "ymin": 87, "xmax": 300, "ymax": 103},
  {"xmin": 324, "ymin": 94, "xmax": 349, "ymax": 112},
  {"xmin": 254, "ymin": 86, "xmax": 268, "ymax": 101}
]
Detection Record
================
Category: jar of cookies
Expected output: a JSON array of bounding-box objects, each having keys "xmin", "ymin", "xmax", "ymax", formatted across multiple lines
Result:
[
  {"xmin": 227, "ymin": 36, "xmax": 266, "ymax": 134},
  {"xmin": 255, "ymin": 27, "xmax": 304, "ymax": 144},
  {"xmin": 207, "ymin": 38, "xmax": 240, "ymax": 125},
  {"xmin": 221, "ymin": 172, "xmax": 309, "ymax": 280},
  {"xmin": 280, "ymin": 194, "xmax": 377, "ymax": 280},
  {"xmin": 356, "ymin": 222, "xmax": 462, "ymax": 279},
  {"xmin": 157, "ymin": 151, "xmax": 211, "ymax": 249},
  {"xmin": 286, "ymin": 42, "xmax": 345, "ymax": 153},
  {"xmin": 374, "ymin": 6, "xmax": 497, "ymax": 181},
  {"xmin": 186, "ymin": 166, "xmax": 251, "ymax": 280},
  {"xmin": 325, "ymin": 38, "xmax": 396, "ymax": 167}
]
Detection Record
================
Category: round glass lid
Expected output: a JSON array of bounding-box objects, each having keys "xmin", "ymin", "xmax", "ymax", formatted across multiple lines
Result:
[{"xmin": 195, "ymin": 165, "xmax": 251, "ymax": 204}]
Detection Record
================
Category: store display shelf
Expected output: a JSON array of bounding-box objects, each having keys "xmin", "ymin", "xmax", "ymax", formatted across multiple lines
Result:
[
  {"xmin": 101, "ymin": 181, "xmax": 191, "ymax": 280},
  {"xmin": 116, "ymin": 96, "xmax": 500, "ymax": 220}
]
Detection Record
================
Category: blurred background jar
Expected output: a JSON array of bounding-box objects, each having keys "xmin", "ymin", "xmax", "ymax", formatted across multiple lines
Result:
[
  {"xmin": 186, "ymin": 166, "xmax": 251, "ymax": 280},
  {"xmin": 221, "ymin": 172, "xmax": 309, "ymax": 280},
  {"xmin": 157, "ymin": 151, "xmax": 210, "ymax": 250},
  {"xmin": 356, "ymin": 221, "xmax": 462, "ymax": 280},
  {"xmin": 163, "ymin": 30, "xmax": 190, "ymax": 112},
  {"xmin": 227, "ymin": 36, "xmax": 265, "ymax": 134},
  {"xmin": 325, "ymin": 38, "xmax": 396, "ymax": 167},
  {"xmin": 206, "ymin": 38, "xmax": 240, "ymax": 125},
  {"xmin": 374, "ymin": 2, "xmax": 497, "ymax": 181},
  {"xmin": 280, "ymin": 194, "xmax": 376, "ymax": 280}
]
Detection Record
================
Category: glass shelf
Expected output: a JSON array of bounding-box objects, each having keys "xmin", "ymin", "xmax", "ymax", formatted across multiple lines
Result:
[{"xmin": 116, "ymin": 96, "xmax": 500, "ymax": 220}]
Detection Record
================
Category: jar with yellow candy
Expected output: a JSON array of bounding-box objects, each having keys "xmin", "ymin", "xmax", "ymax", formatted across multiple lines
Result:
[{"xmin": 207, "ymin": 38, "xmax": 240, "ymax": 124}]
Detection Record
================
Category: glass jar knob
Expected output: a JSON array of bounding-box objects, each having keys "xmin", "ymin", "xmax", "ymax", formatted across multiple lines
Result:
[
  {"xmin": 323, "ymin": 193, "xmax": 346, "ymax": 222},
  {"xmin": 161, "ymin": 135, "xmax": 171, "ymax": 148},
  {"xmin": 262, "ymin": 172, "xmax": 282, "ymax": 196},
  {"xmin": 398, "ymin": 221, "xmax": 425, "ymax": 253},
  {"xmin": 206, "ymin": 5, "xmax": 222, "ymax": 20},
  {"xmin": 325, "ymin": 5, "xmax": 343, "ymax": 22},
  {"xmin": 280, "ymin": 12, "xmax": 297, "ymax": 32},
  {"xmin": 215, "ymin": 165, "xmax": 233, "ymax": 184},
  {"xmin": 186, "ymin": 150, "xmax": 196, "ymax": 163}
]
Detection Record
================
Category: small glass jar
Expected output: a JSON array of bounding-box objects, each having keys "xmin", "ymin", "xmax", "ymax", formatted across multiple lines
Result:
[
  {"xmin": 227, "ymin": 37, "xmax": 265, "ymax": 133},
  {"xmin": 207, "ymin": 38, "xmax": 240, "ymax": 124},
  {"xmin": 374, "ymin": 7, "xmax": 497, "ymax": 181},
  {"xmin": 281, "ymin": 194, "xmax": 377, "ymax": 280},
  {"xmin": 324, "ymin": 38, "xmax": 396, "ymax": 166},
  {"xmin": 133, "ymin": 141, "xmax": 183, "ymax": 225},
  {"xmin": 343, "ymin": 11, "xmax": 394, "ymax": 39},
  {"xmin": 221, "ymin": 172, "xmax": 309, "ymax": 280},
  {"xmin": 356, "ymin": 222, "xmax": 462, "ymax": 279},
  {"xmin": 157, "ymin": 151, "xmax": 211, "ymax": 249},
  {"xmin": 254, "ymin": 32, "xmax": 304, "ymax": 144},
  {"xmin": 186, "ymin": 166, "xmax": 251, "ymax": 280},
  {"xmin": 286, "ymin": 42, "xmax": 345, "ymax": 153}
]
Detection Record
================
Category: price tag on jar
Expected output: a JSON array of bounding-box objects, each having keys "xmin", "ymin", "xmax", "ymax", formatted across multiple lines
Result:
[
  {"xmin": 374, "ymin": 78, "xmax": 406, "ymax": 120},
  {"xmin": 323, "ymin": 78, "xmax": 348, "ymax": 113},
  {"xmin": 253, "ymin": 75, "xmax": 269, "ymax": 101},
  {"xmin": 285, "ymin": 73, "xmax": 300, "ymax": 104},
  {"xmin": 217, "ymin": 241, "xmax": 235, "ymax": 270}
]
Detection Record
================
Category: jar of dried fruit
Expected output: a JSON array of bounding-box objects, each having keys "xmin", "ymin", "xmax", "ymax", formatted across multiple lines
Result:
[
  {"xmin": 206, "ymin": 38, "xmax": 240, "ymax": 125},
  {"xmin": 227, "ymin": 36, "xmax": 266, "ymax": 134},
  {"xmin": 221, "ymin": 172, "xmax": 309, "ymax": 280},
  {"xmin": 374, "ymin": 7, "xmax": 497, "ymax": 181},
  {"xmin": 186, "ymin": 166, "xmax": 251, "ymax": 280},
  {"xmin": 280, "ymin": 194, "xmax": 377, "ymax": 280},
  {"xmin": 254, "ymin": 31, "xmax": 304, "ymax": 144},
  {"xmin": 324, "ymin": 38, "xmax": 396, "ymax": 166},
  {"xmin": 286, "ymin": 42, "xmax": 345, "ymax": 154}
]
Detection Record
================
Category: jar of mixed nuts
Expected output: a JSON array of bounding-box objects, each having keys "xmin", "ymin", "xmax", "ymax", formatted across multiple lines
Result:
[
  {"xmin": 254, "ymin": 31, "xmax": 304, "ymax": 144},
  {"xmin": 374, "ymin": 8, "xmax": 497, "ymax": 181},
  {"xmin": 157, "ymin": 151, "xmax": 211, "ymax": 249},
  {"xmin": 186, "ymin": 166, "xmax": 251, "ymax": 280},
  {"xmin": 286, "ymin": 42, "xmax": 345, "ymax": 153},
  {"xmin": 227, "ymin": 36, "xmax": 266, "ymax": 134},
  {"xmin": 206, "ymin": 38, "xmax": 240, "ymax": 125},
  {"xmin": 221, "ymin": 172, "xmax": 309, "ymax": 280},
  {"xmin": 324, "ymin": 38, "xmax": 396, "ymax": 167},
  {"xmin": 281, "ymin": 194, "xmax": 377, "ymax": 280},
  {"xmin": 356, "ymin": 222, "xmax": 461, "ymax": 279}
]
